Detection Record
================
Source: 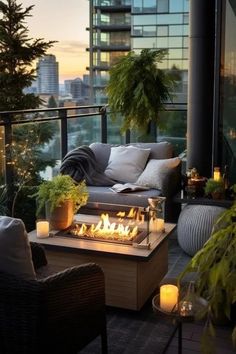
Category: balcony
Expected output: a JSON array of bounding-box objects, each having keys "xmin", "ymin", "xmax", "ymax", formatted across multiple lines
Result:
[{"xmin": 0, "ymin": 104, "xmax": 187, "ymax": 186}]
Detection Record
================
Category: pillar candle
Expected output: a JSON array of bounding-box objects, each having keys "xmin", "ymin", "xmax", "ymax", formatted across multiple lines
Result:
[
  {"xmin": 150, "ymin": 218, "xmax": 165, "ymax": 232},
  {"xmin": 36, "ymin": 220, "xmax": 49, "ymax": 238},
  {"xmin": 160, "ymin": 284, "xmax": 179, "ymax": 312}
]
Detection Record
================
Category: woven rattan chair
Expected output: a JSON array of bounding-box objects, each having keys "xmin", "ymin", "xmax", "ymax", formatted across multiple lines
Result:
[{"xmin": 0, "ymin": 242, "xmax": 108, "ymax": 354}]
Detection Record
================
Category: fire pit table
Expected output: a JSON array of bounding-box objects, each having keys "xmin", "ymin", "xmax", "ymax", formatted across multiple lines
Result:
[{"xmin": 29, "ymin": 202, "xmax": 176, "ymax": 310}]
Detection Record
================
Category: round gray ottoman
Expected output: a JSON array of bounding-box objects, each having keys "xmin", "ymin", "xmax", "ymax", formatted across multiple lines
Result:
[{"xmin": 177, "ymin": 204, "xmax": 226, "ymax": 256}]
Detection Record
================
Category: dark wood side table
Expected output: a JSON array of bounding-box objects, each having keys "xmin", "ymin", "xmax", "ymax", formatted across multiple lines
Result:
[{"xmin": 173, "ymin": 190, "xmax": 233, "ymax": 208}]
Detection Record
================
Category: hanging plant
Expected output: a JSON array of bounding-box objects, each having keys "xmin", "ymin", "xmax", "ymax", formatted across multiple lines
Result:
[{"xmin": 106, "ymin": 48, "xmax": 176, "ymax": 133}]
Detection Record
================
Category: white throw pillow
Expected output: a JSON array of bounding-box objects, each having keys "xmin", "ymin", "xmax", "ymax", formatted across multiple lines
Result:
[
  {"xmin": 0, "ymin": 216, "xmax": 36, "ymax": 280},
  {"xmin": 136, "ymin": 157, "xmax": 181, "ymax": 191},
  {"xmin": 104, "ymin": 145, "xmax": 151, "ymax": 183}
]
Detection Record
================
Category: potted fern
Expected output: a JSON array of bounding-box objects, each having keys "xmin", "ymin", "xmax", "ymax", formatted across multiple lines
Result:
[
  {"xmin": 106, "ymin": 48, "xmax": 176, "ymax": 139},
  {"xmin": 178, "ymin": 198, "xmax": 236, "ymax": 353},
  {"xmin": 36, "ymin": 174, "xmax": 88, "ymax": 230},
  {"xmin": 204, "ymin": 178, "xmax": 225, "ymax": 199}
]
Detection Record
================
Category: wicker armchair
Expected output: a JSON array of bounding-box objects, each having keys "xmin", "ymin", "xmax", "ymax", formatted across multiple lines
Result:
[{"xmin": 0, "ymin": 243, "xmax": 107, "ymax": 354}]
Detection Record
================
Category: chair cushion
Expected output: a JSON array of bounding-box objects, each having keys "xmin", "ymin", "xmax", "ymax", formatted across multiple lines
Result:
[
  {"xmin": 0, "ymin": 216, "xmax": 36, "ymax": 280},
  {"xmin": 136, "ymin": 157, "xmax": 181, "ymax": 192},
  {"xmin": 104, "ymin": 145, "xmax": 150, "ymax": 183}
]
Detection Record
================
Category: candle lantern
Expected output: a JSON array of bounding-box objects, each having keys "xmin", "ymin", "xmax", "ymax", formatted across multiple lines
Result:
[
  {"xmin": 36, "ymin": 220, "xmax": 49, "ymax": 238},
  {"xmin": 148, "ymin": 197, "xmax": 165, "ymax": 233},
  {"xmin": 213, "ymin": 167, "xmax": 221, "ymax": 181}
]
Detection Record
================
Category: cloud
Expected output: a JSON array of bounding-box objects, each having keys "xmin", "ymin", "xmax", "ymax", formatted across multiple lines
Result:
[{"xmin": 51, "ymin": 40, "xmax": 88, "ymax": 56}]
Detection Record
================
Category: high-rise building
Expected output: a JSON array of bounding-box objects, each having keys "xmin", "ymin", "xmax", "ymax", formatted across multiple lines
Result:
[
  {"xmin": 132, "ymin": 0, "xmax": 189, "ymax": 106},
  {"xmin": 87, "ymin": 0, "xmax": 131, "ymax": 104},
  {"xmin": 36, "ymin": 54, "xmax": 59, "ymax": 97},
  {"xmin": 87, "ymin": 1, "xmax": 188, "ymax": 106}
]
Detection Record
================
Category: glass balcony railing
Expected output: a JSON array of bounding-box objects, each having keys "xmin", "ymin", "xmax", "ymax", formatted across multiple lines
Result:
[{"xmin": 0, "ymin": 104, "xmax": 187, "ymax": 186}]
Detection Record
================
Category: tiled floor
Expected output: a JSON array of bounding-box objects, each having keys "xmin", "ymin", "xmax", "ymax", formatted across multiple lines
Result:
[{"xmin": 165, "ymin": 234, "xmax": 235, "ymax": 354}]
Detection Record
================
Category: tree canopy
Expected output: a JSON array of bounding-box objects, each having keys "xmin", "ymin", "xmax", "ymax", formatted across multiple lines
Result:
[{"xmin": 0, "ymin": 0, "xmax": 55, "ymax": 111}]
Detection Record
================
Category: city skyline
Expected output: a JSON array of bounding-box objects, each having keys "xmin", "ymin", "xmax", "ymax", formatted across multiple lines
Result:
[{"xmin": 21, "ymin": 0, "xmax": 89, "ymax": 83}]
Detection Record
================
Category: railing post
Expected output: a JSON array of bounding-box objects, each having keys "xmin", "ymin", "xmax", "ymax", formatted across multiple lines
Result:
[
  {"xmin": 125, "ymin": 129, "xmax": 131, "ymax": 144},
  {"xmin": 3, "ymin": 113, "xmax": 14, "ymax": 186},
  {"xmin": 100, "ymin": 106, "xmax": 107, "ymax": 144},
  {"xmin": 59, "ymin": 109, "xmax": 68, "ymax": 159}
]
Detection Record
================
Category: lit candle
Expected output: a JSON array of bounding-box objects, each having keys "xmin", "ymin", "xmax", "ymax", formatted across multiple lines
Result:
[
  {"xmin": 213, "ymin": 167, "xmax": 221, "ymax": 181},
  {"xmin": 36, "ymin": 220, "xmax": 49, "ymax": 238},
  {"xmin": 150, "ymin": 218, "xmax": 165, "ymax": 232},
  {"xmin": 160, "ymin": 284, "xmax": 179, "ymax": 312}
]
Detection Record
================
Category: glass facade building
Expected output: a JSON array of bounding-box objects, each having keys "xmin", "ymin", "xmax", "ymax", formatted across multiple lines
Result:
[
  {"xmin": 87, "ymin": 0, "xmax": 131, "ymax": 104},
  {"xmin": 132, "ymin": 0, "xmax": 189, "ymax": 106}
]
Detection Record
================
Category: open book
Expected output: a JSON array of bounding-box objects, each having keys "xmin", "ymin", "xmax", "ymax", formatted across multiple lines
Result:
[{"xmin": 110, "ymin": 183, "xmax": 150, "ymax": 193}]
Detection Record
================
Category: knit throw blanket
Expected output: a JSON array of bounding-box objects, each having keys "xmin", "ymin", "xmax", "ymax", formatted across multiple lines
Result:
[{"xmin": 60, "ymin": 145, "xmax": 115, "ymax": 186}]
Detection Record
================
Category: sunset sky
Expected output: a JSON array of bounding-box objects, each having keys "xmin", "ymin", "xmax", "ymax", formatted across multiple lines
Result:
[{"xmin": 21, "ymin": 0, "xmax": 90, "ymax": 83}]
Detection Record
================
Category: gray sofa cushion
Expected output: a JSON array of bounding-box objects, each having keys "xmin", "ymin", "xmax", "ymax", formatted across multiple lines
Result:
[
  {"xmin": 87, "ymin": 186, "xmax": 162, "ymax": 207},
  {"xmin": 104, "ymin": 145, "xmax": 151, "ymax": 183},
  {"xmin": 136, "ymin": 157, "xmax": 181, "ymax": 191},
  {"xmin": 89, "ymin": 141, "xmax": 174, "ymax": 172}
]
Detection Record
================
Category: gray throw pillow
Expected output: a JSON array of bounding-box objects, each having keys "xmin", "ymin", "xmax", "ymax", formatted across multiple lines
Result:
[
  {"xmin": 136, "ymin": 157, "xmax": 181, "ymax": 191},
  {"xmin": 104, "ymin": 145, "xmax": 151, "ymax": 183},
  {"xmin": 0, "ymin": 216, "xmax": 36, "ymax": 280}
]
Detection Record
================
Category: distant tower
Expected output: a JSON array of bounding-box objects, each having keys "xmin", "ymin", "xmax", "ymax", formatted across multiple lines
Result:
[{"xmin": 37, "ymin": 54, "xmax": 59, "ymax": 96}]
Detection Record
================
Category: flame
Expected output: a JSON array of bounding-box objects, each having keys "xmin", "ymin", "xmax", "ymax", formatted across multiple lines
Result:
[{"xmin": 71, "ymin": 210, "xmax": 144, "ymax": 241}]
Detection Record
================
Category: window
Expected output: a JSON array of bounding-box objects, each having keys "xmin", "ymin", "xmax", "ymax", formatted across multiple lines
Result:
[
  {"xmin": 157, "ymin": 14, "xmax": 183, "ymax": 25},
  {"xmin": 169, "ymin": 25, "xmax": 183, "ymax": 36},
  {"xmin": 157, "ymin": 0, "xmax": 169, "ymax": 13},
  {"xmin": 169, "ymin": 37, "xmax": 183, "ymax": 48},
  {"xmin": 133, "ymin": 14, "xmax": 156, "ymax": 25},
  {"xmin": 133, "ymin": 0, "xmax": 142, "ymax": 12},
  {"xmin": 143, "ymin": 0, "xmax": 156, "ymax": 13},
  {"xmin": 169, "ymin": 0, "xmax": 184, "ymax": 13},
  {"xmin": 157, "ymin": 26, "xmax": 168, "ymax": 36},
  {"xmin": 133, "ymin": 37, "xmax": 157, "ymax": 49},
  {"xmin": 133, "ymin": 26, "xmax": 143, "ymax": 36},
  {"xmin": 156, "ymin": 37, "xmax": 168, "ymax": 48},
  {"xmin": 143, "ymin": 26, "xmax": 156, "ymax": 36}
]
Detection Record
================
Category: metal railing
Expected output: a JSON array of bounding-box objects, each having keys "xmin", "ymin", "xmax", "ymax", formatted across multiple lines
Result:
[{"xmin": 0, "ymin": 104, "xmax": 132, "ymax": 185}]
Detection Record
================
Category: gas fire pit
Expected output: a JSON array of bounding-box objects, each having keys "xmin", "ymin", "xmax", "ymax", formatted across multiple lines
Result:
[{"xmin": 55, "ymin": 200, "xmax": 165, "ymax": 247}]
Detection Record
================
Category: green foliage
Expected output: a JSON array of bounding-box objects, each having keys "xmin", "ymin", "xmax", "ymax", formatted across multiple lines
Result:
[
  {"xmin": 48, "ymin": 96, "xmax": 57, "ymax": 109},
  {"xmin": 178, "ymin": 201, "xmax": 236, "ymax": 353},
  {"xmin": 5, "ymin": 122, "xmax": 56, "ymax": 216},
  {"xmin": 35, "ymin": 174, "xmax": 89, "ymax": 217},
  {"xmin": 204, "ymin": 178, "xmax": 225, "ymax": 194},
  {"xmin": 0, "ymin": 0, "xmax": 56, "ymax": 110},
  {"xmin": 106, "ymin": 48, "xmax": 176, "ymax": 132},
  {"xmin": 0, "ymin": 185, "xmax": 8, "ymax": 215}
]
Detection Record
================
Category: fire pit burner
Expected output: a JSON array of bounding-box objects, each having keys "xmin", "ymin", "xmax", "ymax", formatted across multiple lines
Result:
[
  {"xmin": 55, "ymin": 209, "xmax": 148, "ymax": 245},
  {"xmin": 55, "ymin": 225, "xmax": 147, "ymax": 245}
]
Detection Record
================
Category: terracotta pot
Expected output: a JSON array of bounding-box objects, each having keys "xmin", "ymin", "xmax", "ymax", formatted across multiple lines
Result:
[
  {"xmin": 46, "ymin": 200, "xmax": 74, "ymax": 230},
  {"xmin": 211, "ymin": 191, "xmax": 225, "ymax": 200}
]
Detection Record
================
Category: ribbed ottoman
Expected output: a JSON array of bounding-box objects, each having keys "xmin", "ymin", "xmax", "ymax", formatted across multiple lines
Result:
[{"xmin": 177, "ymin": 204, "xmax": 226, "ymax": 256}]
